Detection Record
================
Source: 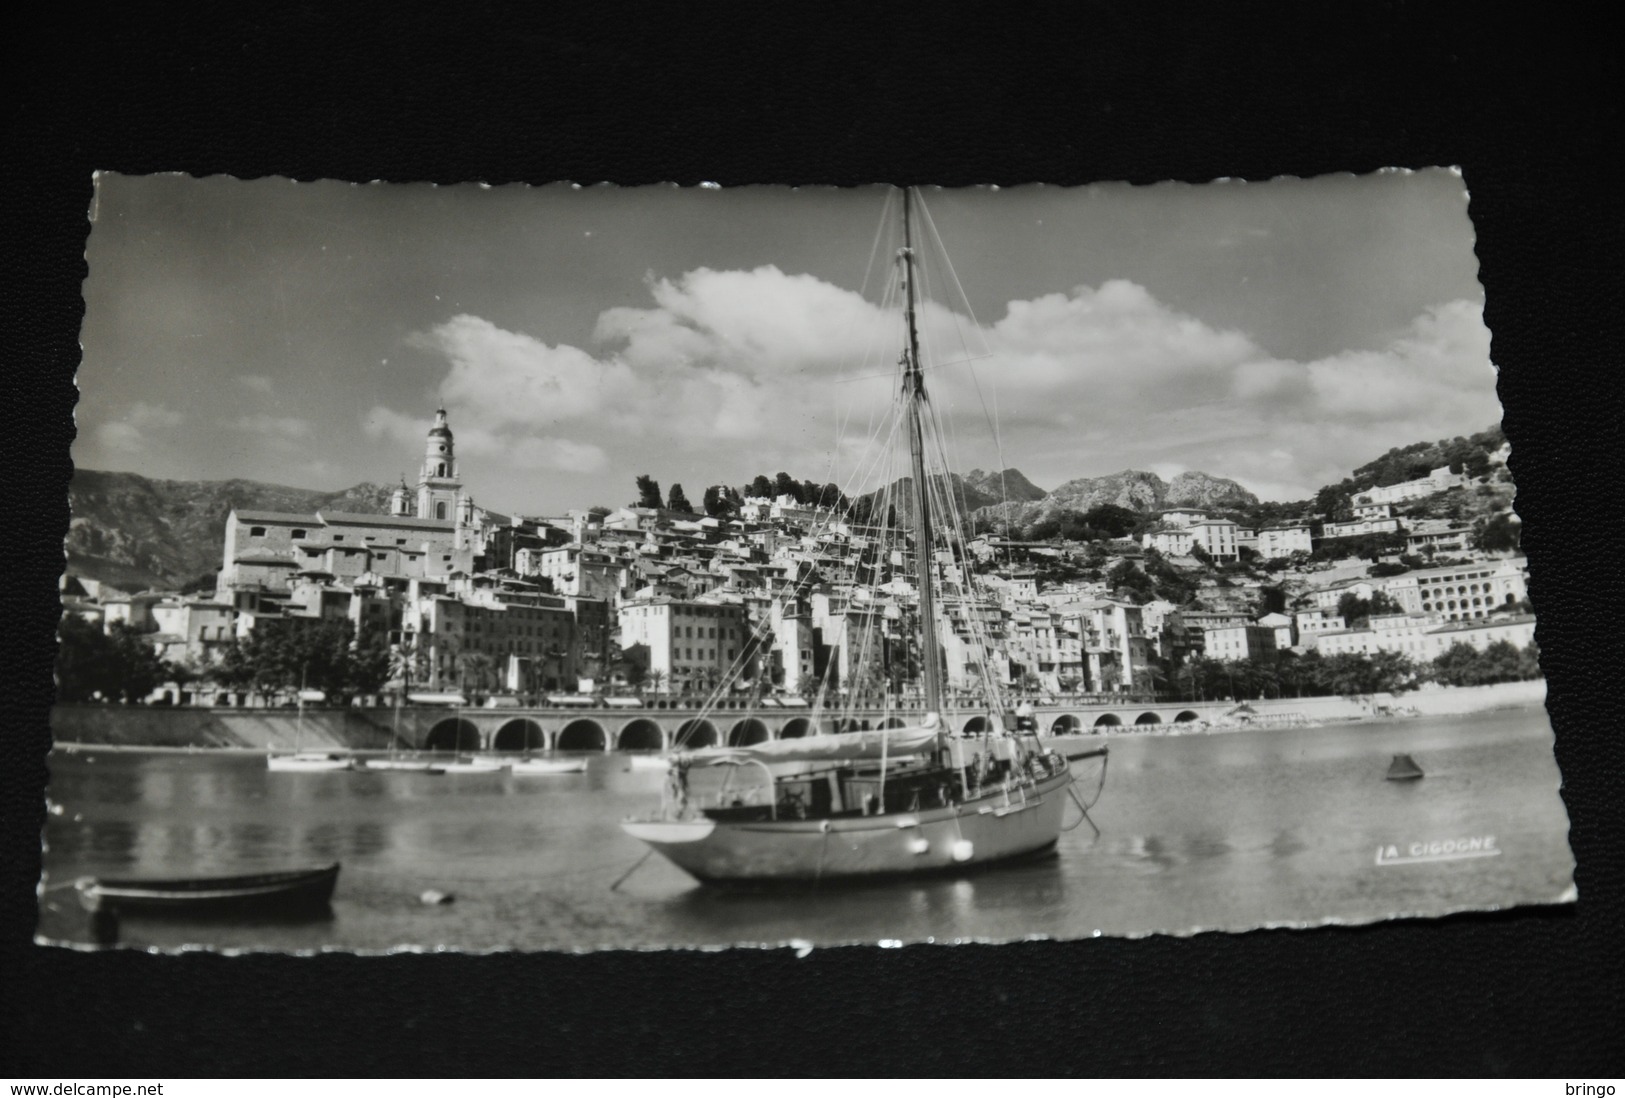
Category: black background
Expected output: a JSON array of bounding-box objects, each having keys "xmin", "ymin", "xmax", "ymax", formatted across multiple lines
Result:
[{"xmin": 4, "ymin": 3, "xmax": 1620, "ymax": 1077}]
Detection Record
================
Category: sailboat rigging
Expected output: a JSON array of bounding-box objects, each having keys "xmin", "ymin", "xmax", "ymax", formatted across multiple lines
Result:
[
  {"xmin": 267, "ymin": 664, "xmax": 353, "ymax": 771},
  {"xmin": 619, "ymin": 187, "xmax": 1106, "ymax": 883}
]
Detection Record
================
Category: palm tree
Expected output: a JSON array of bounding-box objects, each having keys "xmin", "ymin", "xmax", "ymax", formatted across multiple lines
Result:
[{"xmin": 460, "ymin": 651, "xmax": 497, "ymax": 704}]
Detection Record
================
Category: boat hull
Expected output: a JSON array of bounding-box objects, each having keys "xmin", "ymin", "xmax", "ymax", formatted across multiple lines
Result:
[
  {"xmin": 511, "ymin": 758, "xmax": 588, "ymax": 775},
  {"xmin": 437, "ymin": 758, "xmax": 509, "ymax": 774},
  {"xmin": 266, "ymin": 754, "xmax": 353, "ymax": 772},
  {"xmin": 76, "ymin": 863, "xmax": 341, "ymax": 914},
  {"xmin": 363, "ymin": 758, "xmax": 442, "ymax": 772},
  {"xmin": 622, "ymin": 769, "xmax": 1075, "ymax": 883}
]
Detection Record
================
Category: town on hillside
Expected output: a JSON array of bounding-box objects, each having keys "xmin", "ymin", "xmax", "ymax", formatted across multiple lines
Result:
[{"xmin": 58, "ymin": 409, "xmax": 1537, "ymax": 711}]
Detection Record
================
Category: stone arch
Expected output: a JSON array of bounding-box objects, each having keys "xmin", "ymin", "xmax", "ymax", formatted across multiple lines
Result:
[
  {"xmin": 1093, "ymin": 713, "xmax": 1122, "ymax": 728},
  {"xmin": 1051, "ymin": 714, "xmax": 1082, "ymax": 735},
  {"xmin": 780, "ymin": 717, "xmax": 811, "ymax": 739},
  {"xmin": 557, "ymin": 719, "xmax": 608, "ymax": 751},
  {"xmin": 426, "ymin": 717, "xmax": 481, "ymax": 752},
  {"xmin": 880, "ymin": 716, "xmax": 908, "ymax": 729},
  {"xmin": 1173, "ymin": 710, "xmax": 1201, "ymax": 723},
  {"xmin": 493, "ymin": 718, "xmax": 547, "ymax": 752},
  {"xmin": 728, "ymin": 718, "xmax": 771, "ymax": 746},
  {"xmin": 833, "ymin": 717, "xmax": 869, "ymax": 734},
  {"xmin": 1134, "ymin": 712, "xmax": 1163, "ymax": 726},
  {"xmin": 616, "ymin": 719, "xmax": 666, "ymax": 751},
  {"xmin": 963, "ymin": 715, "xmax": 991, "ymax": 736},
  {"xmin": 675, "ymin": 719, "xmax": 719, "ymax": 749}
]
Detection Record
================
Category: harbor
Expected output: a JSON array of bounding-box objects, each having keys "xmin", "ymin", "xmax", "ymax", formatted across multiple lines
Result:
[{"xmin": 36, "ymin": 702, "xmax": 1572, "ymax": 951}]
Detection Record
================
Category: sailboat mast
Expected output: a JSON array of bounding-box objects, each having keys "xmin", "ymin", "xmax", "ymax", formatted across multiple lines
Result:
[{"xmin": 899, "ymin": 188, "xmax": 944, "ymax": 714}]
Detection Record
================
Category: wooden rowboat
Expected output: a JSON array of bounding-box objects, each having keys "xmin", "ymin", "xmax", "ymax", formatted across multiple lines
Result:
[{"xmin": 75, "ymin": 863, "xmax": 341, "ymax": 915}]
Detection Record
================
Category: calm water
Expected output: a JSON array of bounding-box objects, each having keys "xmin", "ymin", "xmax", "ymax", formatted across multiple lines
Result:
[{"xmin": 36, "ymin": 707, "xmax": 1575, "ymax": 951}]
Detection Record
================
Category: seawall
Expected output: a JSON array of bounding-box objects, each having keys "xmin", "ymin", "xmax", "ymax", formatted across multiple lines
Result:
[{"xmin": 47, "ymin": 679, "xmax": 1549, "ymax": 750}]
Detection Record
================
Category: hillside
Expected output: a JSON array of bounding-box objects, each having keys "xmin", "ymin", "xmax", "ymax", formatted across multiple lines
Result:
[
  {"xmin": 861, "ymin": 467, "xmax": 1048, "ymax": 524},
  {"xmin": 66, "ymin": 469, "xmax": 392, "ymax": 592},
  {"xmin": 961, "ymin": 468, "xmax": 1048, "ymax": 507},
  {"xmin": 975, "ymin": 469, "xmax": 1259, "ymax": 530}
]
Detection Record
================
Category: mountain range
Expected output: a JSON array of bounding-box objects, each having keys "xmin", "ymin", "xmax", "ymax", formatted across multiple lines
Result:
[{"xmin": 65, "ymin": 469, "xmax": 392, "ymax": 594}]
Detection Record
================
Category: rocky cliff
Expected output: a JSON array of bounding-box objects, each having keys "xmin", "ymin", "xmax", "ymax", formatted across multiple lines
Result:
[
  {"xmin": 973, "ymin": 469, "xmax": 1259, "ymax": 529},
  {"xmin": 66, "ymin": 469, "xmax": 392, "ymax": 592}
]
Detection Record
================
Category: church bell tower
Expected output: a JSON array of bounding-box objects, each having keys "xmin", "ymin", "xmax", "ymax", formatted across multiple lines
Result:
[{"xmin": 416, "ymin": 408, "xmax": 463, "ymax": 522}]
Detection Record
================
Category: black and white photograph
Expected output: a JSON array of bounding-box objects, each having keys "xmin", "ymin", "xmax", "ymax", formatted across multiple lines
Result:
[{"xmin": 37, "ymin": 170, "xmax": 1574, "ymax": 953}]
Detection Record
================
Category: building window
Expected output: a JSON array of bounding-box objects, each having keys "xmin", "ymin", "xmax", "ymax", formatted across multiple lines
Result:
[
  {"xmin": 249, "ymin": 526, "xmax": 266, "ymax": 537},
  {"xmin": 291, "ymin": 530, "xmax": 307, "ymax": 540}
]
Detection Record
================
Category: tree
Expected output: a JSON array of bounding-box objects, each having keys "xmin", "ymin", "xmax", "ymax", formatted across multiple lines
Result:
[
  {"xmin": 348, "ymin": 626, "xmax": 393, "ymax": 700},
  {"xmin": 666, "ymin": 483, "xmax": 694, "ymax": 513},
  {"xmin": 634, "ymin": 474, "xmax": 662, "ymax": 510},
  {"xmin": 1477, "ymin": 512, "xmax": 1521, "ymax": 552},
  {"xmin": 55, "ymin": 614, "xmax": 121, "ymax": 702},
  {"xmin": 459, "ymin": 651, "xmax": 498, "ymax": 702},
  {"xmin": 1081, "ymin": 504, "xmax": 1139, "ymax": 540},
  {"xmin": 1106, "ymin": 560, "xmax": 1155, "ymax": 604},
  {"xmin": 748, "ymin": 474, "xmax": 774, "ymax": 500},
  {"xmin": 1255, "ymin": 584, "xmax": 1288, "ymax": 617},
  {"xmin": 703, "ymin": 484, "xmax": 741, "ymax": 519},
  {"xmin": 105, "ymin": 623, "xmax": 168, "ymax": 702},
  {"xmin": 1428, "ymin": 640, "xmax": 1540, "ymax": 687},
  {"xmin": 1338, "ymin": 590, "xmax": 1401, "ymax": 628},
  {"xmin": 772, "ymin": 471, "xmax": 801, "ymax": 503}
]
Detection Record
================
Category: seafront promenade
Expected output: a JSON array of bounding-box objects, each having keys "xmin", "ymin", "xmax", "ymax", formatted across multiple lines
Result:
[{"xmin": 48, "ymin": 680, "xmax": 1546, "ymax": 753}]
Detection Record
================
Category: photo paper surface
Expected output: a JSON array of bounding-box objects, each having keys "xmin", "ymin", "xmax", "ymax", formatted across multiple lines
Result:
[{"xmin": 39, "ymin": 171, "xmax": 1574, "ymax": 952}]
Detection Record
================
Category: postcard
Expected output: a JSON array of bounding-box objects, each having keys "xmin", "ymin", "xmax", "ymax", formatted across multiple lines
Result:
[{"xmin": 38, "ymin": 171, "xmax": 1573, "ymax": 951}]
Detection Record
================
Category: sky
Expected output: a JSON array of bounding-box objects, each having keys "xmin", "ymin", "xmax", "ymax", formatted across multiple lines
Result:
[{"xmin": 74, "ymin": 170, "xmax": 1500, "ymax": 513}]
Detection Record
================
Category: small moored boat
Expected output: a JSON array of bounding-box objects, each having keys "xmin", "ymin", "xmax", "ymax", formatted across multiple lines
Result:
[
  {"xmin": 363, "ymin": 757, "xmax": 444, "ymax": 773},
  {"xmin": 267, "ymin": 752, "xmax": 354, "ymax": 772},
  {"xmin": 75, "ymin": 863, "xmax": 341, "ymax": 915},
  {"xmin": 625, "ymin": 754, "xmax": 672, "ymax": 772},
  {"xmin": 437, "ymin": 756, "xmax": 509, "ymax": 774},
  {"xmin": 510, "ymin": 757, "xmax": 588, "ymax": 776}
]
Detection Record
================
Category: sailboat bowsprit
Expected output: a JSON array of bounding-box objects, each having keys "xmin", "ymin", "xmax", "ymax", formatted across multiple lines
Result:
[{"xmin": 620, "ymin": 188, "xmax": 1103, "ymax": 884}]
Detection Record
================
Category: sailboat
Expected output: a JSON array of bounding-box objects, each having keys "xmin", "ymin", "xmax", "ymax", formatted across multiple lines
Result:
[
  {"xmin": 620, "ymin": 188, "xmax": 1103, "ymax": 884},
  {"xmin": 365, "ymin": 652, "xmax": 443, "ymax": 772},
  {"xmin": 267, "ymin": 679, "xmax": 353, "ymax": 772}
]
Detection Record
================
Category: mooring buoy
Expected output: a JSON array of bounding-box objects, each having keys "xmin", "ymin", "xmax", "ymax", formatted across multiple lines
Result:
[{"xmin": 1386, "ymin": 753, "xmax": 1425, "ymax": 781}]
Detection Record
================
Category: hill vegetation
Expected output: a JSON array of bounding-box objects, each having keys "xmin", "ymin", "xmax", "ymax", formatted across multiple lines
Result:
[
  {"xmin": 67, "ymin": 469, "xmax": 392, "ymax": 593},
  {"xmin": 65, "ymin": 422, "xmax": 1514, "ymax": 595}
]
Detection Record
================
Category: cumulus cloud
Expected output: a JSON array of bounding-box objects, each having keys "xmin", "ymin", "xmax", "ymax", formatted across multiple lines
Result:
[
  {"xmin": 96, "ymin": 422, "xmax": 145, "ymax": 454},
  {"xmin": 362, "ymin": 406, "xmax": 426, "ymax": 448},
  {"xmin": 371, "ymin": 269, "xmax": 1498, "ymax": 504},
  {"xmin": 94, "ymin": 402, "xmax": 184, "ymax": 455},
  {"xmin": 233, "ymin": 414, "xmax": 312, "ymax": 438},
  {"xmin": 597, "ymin": 266, "xmax": 893, "ymax": 377},
  {"xmin": 411, "ymin": 314, "xmax": 637, "ymax": 426},
  {"xmin": 127, "ymin": 402, "xmax": 184, "ymax": 429}
]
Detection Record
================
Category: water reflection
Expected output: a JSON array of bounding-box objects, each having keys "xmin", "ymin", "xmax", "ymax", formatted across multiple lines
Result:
[{"xmin": 38, "ymin": 708, "xmax": 1573, "ymax": 950}]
